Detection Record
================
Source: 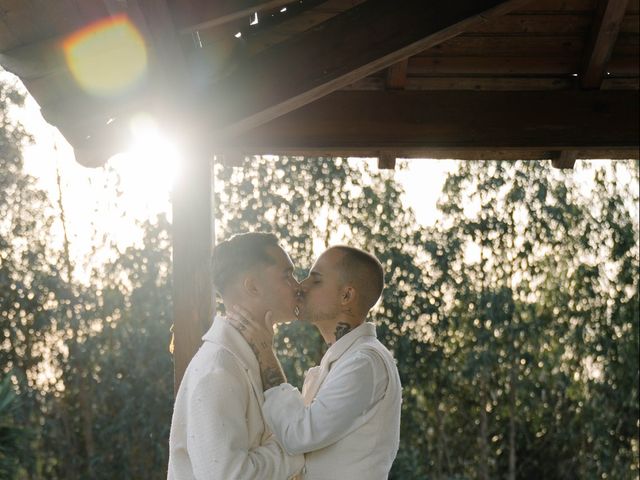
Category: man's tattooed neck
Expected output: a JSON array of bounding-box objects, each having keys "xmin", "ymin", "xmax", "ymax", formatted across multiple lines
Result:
[{"xmin": 333, "ymin": 322, "xmax": 352, "ymax": 343}]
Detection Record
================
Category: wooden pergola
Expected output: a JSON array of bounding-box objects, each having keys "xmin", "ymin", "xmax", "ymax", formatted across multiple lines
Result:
[{"xmin": 1, "ymin": 0, "xmax": 638, "ymax": 388}]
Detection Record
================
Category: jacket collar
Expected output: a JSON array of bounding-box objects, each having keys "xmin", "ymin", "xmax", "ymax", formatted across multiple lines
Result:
[
  {"xmin": 202, "ymin": 315, "xmax": 260, "ymax": 375},
  {"xmin": 321, "ymin": 321, "xmax": 377, "ymax": 369}
]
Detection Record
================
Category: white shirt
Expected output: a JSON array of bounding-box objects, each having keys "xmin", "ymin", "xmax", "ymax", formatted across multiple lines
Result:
[
  {"xmin": 262, "ymin": 323, "xmax": 390, "ymax": 455},
  {"xmin": 167, "ymin": 316, "xmax": 304, "ymax": 480}
]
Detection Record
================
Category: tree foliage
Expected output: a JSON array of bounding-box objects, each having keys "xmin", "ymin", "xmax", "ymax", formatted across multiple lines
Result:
[{"xmin": 1, "ymin": 78, "xmax": 638, "ymax": 478}]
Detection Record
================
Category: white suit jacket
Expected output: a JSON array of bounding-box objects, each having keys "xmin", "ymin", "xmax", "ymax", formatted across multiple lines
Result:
[
  {"xmin": 167, "ymin": 316, "xmax": 304, "ymax": 480},
  {"xmin": 263, "ymin": 322, "xmax": 402, "ymax": 480}
]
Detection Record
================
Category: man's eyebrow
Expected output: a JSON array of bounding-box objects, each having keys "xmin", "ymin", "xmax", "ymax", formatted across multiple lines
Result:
[{"xmin": 310, "ymin": 271, "xmax": 322, "ymax": 277}]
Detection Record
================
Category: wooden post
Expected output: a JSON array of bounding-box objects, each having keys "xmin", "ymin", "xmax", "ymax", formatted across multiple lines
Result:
[
  {"xmin": 135, "ymin": 0, "xmax": 216, "ymax": 394},
  {"xmin": 171, "ymin": 146, "xmax": 214, "ymax": 392}
]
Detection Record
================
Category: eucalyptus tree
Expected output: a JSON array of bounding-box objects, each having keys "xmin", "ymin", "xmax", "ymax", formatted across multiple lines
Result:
[
  {"xmin": 0, "ymin": 79, "xmax": 68, "ymax": 479},
  {"xmin": 428, "ymin": 160, "xmax": 638, "ymax": 479}
]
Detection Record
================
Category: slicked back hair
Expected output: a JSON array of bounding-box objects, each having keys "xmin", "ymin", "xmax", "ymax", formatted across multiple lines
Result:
[
  {"xmin": 211, "ymin": 232, "xmax": 279, "ymax": 295},
  {"xmin": 329, "ymin": 245, "xmax": 385, "ymax": 311}
]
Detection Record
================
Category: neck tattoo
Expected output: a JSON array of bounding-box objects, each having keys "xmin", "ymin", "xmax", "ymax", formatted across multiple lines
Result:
[{"xmin": 334, "ymin": 322, "xmax": 352, "ymax": 343}]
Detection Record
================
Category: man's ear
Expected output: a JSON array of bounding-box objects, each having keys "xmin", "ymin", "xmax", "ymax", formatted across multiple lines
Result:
[
  {"xmin": 340, "ymin": 286, "xmax": 356, "ymax": 306},
  {"xmin": 242, "ymin": 275, "xmax": 260, "ymax": 297}
]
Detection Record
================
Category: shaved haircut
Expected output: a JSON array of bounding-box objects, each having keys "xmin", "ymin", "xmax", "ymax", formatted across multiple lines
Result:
[{"xmin": 329, "ymin": 246, "xmax": 385, "ymax": 311}]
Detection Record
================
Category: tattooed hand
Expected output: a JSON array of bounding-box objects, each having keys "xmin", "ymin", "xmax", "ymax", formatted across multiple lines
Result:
[
  {"xmin": 227, "ymin": 305, "xmax": 274, "ymax": 348},
  {"xmin": 227, "ymin": 305, "xmax": 286, "ymax": 390}
]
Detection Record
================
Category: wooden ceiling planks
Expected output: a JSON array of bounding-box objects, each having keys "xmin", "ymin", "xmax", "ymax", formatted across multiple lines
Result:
[
  {"xmin": 347, "ymin": 76, "xmax": 577, "ymax": 91},
  {"xmin": 515, "ymin": 0, "xmax": 598, "ymax": 12},
  {"xmin": 0, "ymin": 0, "xmax": 109, "ymax": 51},
  {"xmin": 197, "ymin": 0, "xmax": 536, "ymax": 138},
  {"xmin": 173, "ymin": 0, "xmax": 294, "ymax": 33},
  {"xmin": 240, "ymin": 0, "xmax": 368, "ymax": 55},
  {"xmin": 406, "ymin": 56, "xmax": 580, "ymax": 76},
  {"xmin": 465, "ymin": 14, "xmax": 594, "ymax": 35},
  {"xmin": 385, "ymin": 60, "xmax": 409, "ymax": 90},
  {"xmin": 418, "ymin": 36, "xmax": 587, "ymax": 57}
]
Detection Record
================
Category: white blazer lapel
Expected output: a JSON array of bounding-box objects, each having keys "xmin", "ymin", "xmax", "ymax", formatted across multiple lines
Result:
[
  {"xmin": 301, "ymin": 323, "xmax": 377, "ymax": 406},
  {"xmin": 301, "ymin": 366, "xmax": 322, "ymax": 406},
  {"xmin": 246, "ymin": 367, "xmax": 265, "ymax": 404}
]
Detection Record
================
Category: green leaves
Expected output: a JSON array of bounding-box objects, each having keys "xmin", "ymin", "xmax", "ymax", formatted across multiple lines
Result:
[{"xmin": 0, "ymin": 374, "xmax": 32, "ymax": 478}]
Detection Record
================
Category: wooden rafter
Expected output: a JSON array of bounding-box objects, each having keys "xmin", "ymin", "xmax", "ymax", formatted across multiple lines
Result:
[
  {"xmin": 385, "ymin": 59, "xmax": 409, "ymax": 90},
  {"xmin": 580, "ymin": 0, "xmax": 630, "ymax": 88},
  {"xmin": 219, "ymin": 90, "xmax": 640, "ymax": 157},
  {"xmin": 552, "ymin": 151, "xmax": 578, "ymax": 169},
  {"xmin": 378, "ymin": 154, "xmax": 397, "ymax": 170},
  {"xmin": 201, "ymin": 0, "xmax": 534, "ymax": 138}
]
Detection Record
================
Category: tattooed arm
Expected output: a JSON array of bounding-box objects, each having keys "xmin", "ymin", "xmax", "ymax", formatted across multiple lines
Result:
[
  {"xmin": 255, "ymin": 349, "xmax": 286, "ymax": 391},
  {"xmin": 227, "ymin": 306, "xmax": 287, "ymax": 391}
]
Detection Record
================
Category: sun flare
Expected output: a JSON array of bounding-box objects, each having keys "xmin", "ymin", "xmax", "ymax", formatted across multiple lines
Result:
[
  {"xmin": 107, "ymin": 113, "xmax": 182, "ymax": 207},
  {"xmin": 62, "ymin": 14, "xmax": 147, "ymax": 96}
]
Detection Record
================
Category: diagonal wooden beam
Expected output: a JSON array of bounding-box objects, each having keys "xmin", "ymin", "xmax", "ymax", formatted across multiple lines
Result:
[
  {"xmin": 202, "ymin": 0, "xmax": 534, "ymax": 138},
  {"xmin": 580, "ymin": 0, "xmax": 630, "ymax": 89}
]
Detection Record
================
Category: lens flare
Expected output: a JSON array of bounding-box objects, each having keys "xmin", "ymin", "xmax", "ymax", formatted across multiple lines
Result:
[{"xmin": 63, "ymin": 14, "xmax": 147, "ymax": 96}]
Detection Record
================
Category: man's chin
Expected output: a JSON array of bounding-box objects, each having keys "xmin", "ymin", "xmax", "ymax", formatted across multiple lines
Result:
[{"xmin": 295, "ymin": 313, "xmax": 311, "ymax": 323}]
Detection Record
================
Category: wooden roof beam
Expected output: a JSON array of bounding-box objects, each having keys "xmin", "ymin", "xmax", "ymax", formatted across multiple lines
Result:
[
  {"xmin": 580, "ymin": 0, "xmax": 630, "ymax": 89},
  {"xmin": 202, "ymin": 0, "xmax": 534, "ymax": 139},
  {"xmin": 219, "ymin": 90, "xmax": 640, "ymax": 158}
]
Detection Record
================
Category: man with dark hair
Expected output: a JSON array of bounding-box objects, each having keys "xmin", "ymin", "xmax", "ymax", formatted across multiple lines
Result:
[
  {"xmin": 168, "ymin": 232, "xmax": 303, "ymax": 480},
  {"xmin": 228, "ymin": 245, "xmax": 402, "ymax": 479}
]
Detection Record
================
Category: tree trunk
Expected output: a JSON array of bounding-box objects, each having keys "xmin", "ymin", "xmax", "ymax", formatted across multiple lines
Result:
[
  {"xmin": 436, "ymin": 403, "xmax": 453, "ymax": 479},
  {"xmin": 79, "ymin": 380, "xmax": 96, "ymax": 476},
  {"xmin": 508, "ymin": 361, "xmax": 517, "ymax": 480},
  {"xmin": 56, "ymin": 162, "xmax": 95, "ymax": 476},
  {"xmin": 478, "ymin": 389, "xmax": 490, "ymax": 480}
]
